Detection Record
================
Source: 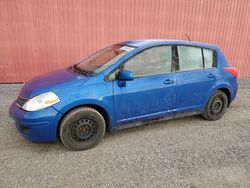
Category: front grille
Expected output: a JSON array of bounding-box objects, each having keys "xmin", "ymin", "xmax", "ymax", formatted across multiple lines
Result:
[{"xmin": 16, "ymin": 96, "xmax": 29, "ymax": 107}]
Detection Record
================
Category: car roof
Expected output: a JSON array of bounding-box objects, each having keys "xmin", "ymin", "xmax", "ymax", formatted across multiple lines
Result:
[{"xmin": 119, "ymin": 39, "xmax": 218, "ymax": 50}]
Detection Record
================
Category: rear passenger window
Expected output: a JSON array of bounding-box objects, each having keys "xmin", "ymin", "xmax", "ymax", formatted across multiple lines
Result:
[
  {"xmin": 177, "ymin": 46, "xmax": 203, "ymax": 71},
  {"xmin": 203, "ymin": 48, "xmax": 213, "ymax": 68}
]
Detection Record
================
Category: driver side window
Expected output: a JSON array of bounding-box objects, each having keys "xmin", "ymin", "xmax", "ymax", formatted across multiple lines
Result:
[{"xmin": 123, "ymin": 46, "xmax": 172, "ymax": 77}]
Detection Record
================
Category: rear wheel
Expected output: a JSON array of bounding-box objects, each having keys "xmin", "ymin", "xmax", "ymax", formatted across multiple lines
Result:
[
  {"xmin": 202, "ymin": 90, "xmax": 228, "ymax": 121},
  {"xmin": 59, "ymin": 107, "xmax": 106, "ymax": 150}
]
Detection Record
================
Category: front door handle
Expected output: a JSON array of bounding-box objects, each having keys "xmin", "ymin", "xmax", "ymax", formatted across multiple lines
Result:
[
  {"xmin": 207, "ymin": 73, "xmax": 215, "ymax": 78},
  {"xmin": 163, "ymin": 79, "xmax": 174, "ymax": 84}
]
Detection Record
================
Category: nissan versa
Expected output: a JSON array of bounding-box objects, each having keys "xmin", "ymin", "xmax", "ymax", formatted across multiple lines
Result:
[{"xmin": 9, "ymin": 40, "xmax": 238, "ymax": 150}]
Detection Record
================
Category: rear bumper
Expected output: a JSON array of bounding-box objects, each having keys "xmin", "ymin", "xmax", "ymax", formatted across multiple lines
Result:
[
  {"xmin": 9, "ymin": 101, "xmax": 63, "ymax": 142},
  {"xmin": 229, "ymin": 78, "xmax": 238, "ymax": 103}
]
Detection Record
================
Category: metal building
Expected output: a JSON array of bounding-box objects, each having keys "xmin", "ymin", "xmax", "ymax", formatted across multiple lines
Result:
[{"xmin": 0, "ymin": 0, "xmax": 249, "ymax": 83}]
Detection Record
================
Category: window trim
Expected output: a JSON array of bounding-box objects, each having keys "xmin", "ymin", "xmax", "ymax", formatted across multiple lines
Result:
[
  {"xmin": 212, "ymin": 50, "xmax": 217, "ymax": 67},
  {"xmin": 175, "ymin": 67, "xmax": 217, "ymax": 74},
  {"xmin": 105, "ymin": 44, "xmax": 175, "ymax": 81},
  {"xmin": 201, "ymin": 48, "xmax": 205, "ymax": 68}
]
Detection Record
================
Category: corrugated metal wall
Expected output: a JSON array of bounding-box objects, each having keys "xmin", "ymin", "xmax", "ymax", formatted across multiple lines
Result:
[{"xmin": 0, "ymin": 0, "xmax": 250, "ymax": 83}]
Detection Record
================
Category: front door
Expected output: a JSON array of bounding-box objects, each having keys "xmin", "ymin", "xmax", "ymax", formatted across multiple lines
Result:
[{"xmin": 112, "ymin": 45, "xmax": 177, "ymax": 125}]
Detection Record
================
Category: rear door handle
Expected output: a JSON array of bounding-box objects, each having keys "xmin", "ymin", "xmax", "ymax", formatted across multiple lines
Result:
[
  {"xmin": 163, "ymin": 79, "xmax": 174, "ymax": 84},
  {"xmin": 207, "ymin": 73, "xmax": 215, "ymax": 78}
]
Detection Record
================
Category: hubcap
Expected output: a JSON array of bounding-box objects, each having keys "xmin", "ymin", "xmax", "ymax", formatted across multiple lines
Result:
[
  {"xmin": 210, "ymin": 97, "xmax": 223, "ymax": 115},
  {"xmin": 71, "ymin": 119, "xmax": 96, "ymax": 141}
]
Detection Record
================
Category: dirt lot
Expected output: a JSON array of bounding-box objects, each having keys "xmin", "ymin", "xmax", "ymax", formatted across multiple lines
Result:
[{"xmin": 0, "ymin": 79, "xmax": 250, "ymax": 188}]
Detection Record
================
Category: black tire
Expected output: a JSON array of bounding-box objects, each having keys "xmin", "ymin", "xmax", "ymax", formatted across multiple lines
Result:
[
  {"xmin": 59, "ymin": 107, "xmax": 106, "ymax": 151},
  {"xmin": 202, "ymin": 90, "xmax": 228, "ymax": 121}
]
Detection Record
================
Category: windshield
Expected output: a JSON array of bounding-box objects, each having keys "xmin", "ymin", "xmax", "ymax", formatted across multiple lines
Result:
[{"xmin": 75, "ymin": 45, "xmax": 135, "ymax": 74}]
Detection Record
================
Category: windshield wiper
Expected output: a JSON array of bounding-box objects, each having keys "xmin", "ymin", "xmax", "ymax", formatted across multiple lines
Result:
[{"xmin": 71, "ymin": 64, "xmax": 93, "ymax": 75}]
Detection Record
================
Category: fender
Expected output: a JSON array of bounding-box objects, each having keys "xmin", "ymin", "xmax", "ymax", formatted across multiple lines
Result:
[{"xmin": 53, "ymin": 99, "xmax": 115, "ymax": 127}]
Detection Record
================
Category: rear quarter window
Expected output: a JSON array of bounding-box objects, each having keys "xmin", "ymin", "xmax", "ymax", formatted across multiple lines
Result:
[{"xmin": 203, "ymin": 48, "xmax": 214, "ymax": 68}]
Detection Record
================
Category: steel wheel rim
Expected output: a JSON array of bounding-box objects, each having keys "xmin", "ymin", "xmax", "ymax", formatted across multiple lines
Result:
[
  {"xmin": 71, "ymin": 118, "xmax": 96, "ymax": 141},
  {"xmin": 210, "ymin": 97, "xmax": 224, "ymax": 115}
]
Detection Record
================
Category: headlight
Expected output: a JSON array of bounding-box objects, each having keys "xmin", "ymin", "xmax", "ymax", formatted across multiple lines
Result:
[{"xmin": 22, "ymin": 92, "xmax": 60, "ymax": 111}]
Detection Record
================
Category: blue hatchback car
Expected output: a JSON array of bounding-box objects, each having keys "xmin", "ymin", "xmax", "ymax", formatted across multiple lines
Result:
[{"xmin": 10, "ymin": 40, "xmax": 238, "ymax": 150}]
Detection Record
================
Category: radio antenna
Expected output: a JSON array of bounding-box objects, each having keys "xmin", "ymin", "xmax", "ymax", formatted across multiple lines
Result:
[{"xmin": 185, "ymin": 33, "xmax": 191, "ymax": 41}]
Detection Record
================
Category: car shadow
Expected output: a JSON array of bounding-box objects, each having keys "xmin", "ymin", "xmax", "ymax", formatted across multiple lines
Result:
[
  {"xmin": 104, "ymin": 115, "xmax": 204, "ymax": 138},
  {"xmin": 5, "ymin": 114, "xmax": 204, "ymax": 152}
]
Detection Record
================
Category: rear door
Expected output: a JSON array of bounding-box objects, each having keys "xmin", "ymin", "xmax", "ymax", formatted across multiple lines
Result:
[{"xmin": 175, "ymin": 45, "xmax": 217, "ymax": 111}]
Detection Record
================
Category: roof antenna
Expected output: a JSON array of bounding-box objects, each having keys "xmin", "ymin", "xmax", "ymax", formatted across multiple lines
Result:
[{"xmin": 185, "ymin": 33, "xmax": 191, "ymax": 41}]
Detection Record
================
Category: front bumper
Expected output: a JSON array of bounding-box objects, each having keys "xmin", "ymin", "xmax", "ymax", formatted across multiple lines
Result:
[{"xmin": 9, "ymin": 101, "xmax": 63, "ymax": 142}]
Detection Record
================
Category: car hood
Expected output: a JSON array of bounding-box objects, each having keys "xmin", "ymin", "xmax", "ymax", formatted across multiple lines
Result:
[{"xmin": 20, "ymin": 68, "xmax": 88, "ymax": 98}]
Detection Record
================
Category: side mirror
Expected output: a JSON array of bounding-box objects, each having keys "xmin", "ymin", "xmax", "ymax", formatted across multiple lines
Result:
[
  {"xmin": 118, "ymin": 70, "xmax": 134, "ymax": 81},
  {"xmin": 117, "ymin": 70, "xmax": 134, "ymax": 87}
]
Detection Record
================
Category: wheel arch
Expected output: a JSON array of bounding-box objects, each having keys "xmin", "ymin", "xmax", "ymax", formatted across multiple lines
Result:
[
  {"xmin": 205, "ymin": 85, "xmax": 232, "ymax": 108},
  {"xmin": 217, "ymin": 87, "xmax": 231, "ymax": 107},
  {"xmin": 203, "ymin": 82, "xmax": 232, "ymax": 108},
  {"xmin": 57, "ymin": 103, "xmax": 112, "ymax": 138}
]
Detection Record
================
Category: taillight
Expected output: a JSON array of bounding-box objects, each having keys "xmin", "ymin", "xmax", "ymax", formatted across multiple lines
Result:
[{"xmin": 225, "ymin": 67, "xmax": 238, "ymax": 77}]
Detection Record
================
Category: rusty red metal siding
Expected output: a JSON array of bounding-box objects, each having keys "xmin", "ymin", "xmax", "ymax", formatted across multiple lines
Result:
[{"xmin": 0, "ymin": 0, "xmax": 250, "ymax": 83}]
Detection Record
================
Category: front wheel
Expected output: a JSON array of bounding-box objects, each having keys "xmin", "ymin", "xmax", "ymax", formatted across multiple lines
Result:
[
  {"xmin": 59, "ymin": 107, "xmax": 106, "ymax": 151},
  {"xmin": 202, "ymin": 90, "xmax": 228, "ymax": 121}
]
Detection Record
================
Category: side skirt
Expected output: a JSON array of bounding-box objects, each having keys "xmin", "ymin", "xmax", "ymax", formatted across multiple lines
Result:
[{"xmin": 110, "ymin": 110, "xmax": 203, "ymax": 132}]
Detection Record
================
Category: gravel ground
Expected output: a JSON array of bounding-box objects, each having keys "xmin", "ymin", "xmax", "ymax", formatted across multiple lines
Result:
[{"xmin": 0, "ymin": 79, "xmax": 250, "ymax": 188}]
